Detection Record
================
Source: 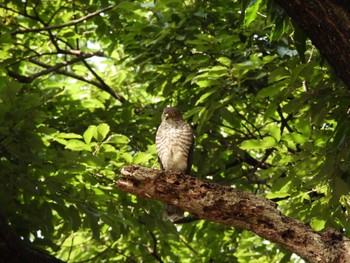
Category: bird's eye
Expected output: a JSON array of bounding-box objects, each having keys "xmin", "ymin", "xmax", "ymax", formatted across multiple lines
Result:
[{"xmin": 171, "ymin": 112, "xmax": 176, "ymax": 117}]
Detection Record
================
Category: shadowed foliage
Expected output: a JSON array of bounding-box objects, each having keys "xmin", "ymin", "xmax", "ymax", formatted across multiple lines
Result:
[{"xmin": 1, "ymin": 0, "xmax": 350, "ymax": 262}]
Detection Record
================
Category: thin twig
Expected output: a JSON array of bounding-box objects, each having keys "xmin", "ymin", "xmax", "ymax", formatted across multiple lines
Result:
[
  {"xmin": 148, "ymin": 231, "xmax": 164, "ymax": 263},
  {"xmin": 10, "ymin": 4, "xmax": 116, "ymax": 35},
  {"xmin": 24, "ymin": 58, "xmax": 126, "ymax": 103},
  {"xmin": 81, "ymin": 59, "xmax": 124, "ymax": 102},
  {"xmin": 28, "ymin": 55, "xmax": 95, "ymax": 80}
]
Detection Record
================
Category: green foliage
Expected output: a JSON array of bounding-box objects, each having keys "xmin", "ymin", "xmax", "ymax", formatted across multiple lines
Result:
[{"xmin": 0, "ymin": 0, "xmax": 349, "ymax": 262}]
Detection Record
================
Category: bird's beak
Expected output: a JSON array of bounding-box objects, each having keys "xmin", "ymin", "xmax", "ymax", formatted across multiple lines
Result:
[{"xmin": 164, "ymin": 113, "xmax": 169, "ymax": 120}]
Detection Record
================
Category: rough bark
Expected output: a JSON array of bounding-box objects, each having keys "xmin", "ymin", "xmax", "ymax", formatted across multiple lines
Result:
[
  {"xmin": 118, "ymin": 165, "xmax": 350, "ymax": 263},
  {"xmin": 274, "ymin": 0, "xmax": 350, "ymax": 88}
]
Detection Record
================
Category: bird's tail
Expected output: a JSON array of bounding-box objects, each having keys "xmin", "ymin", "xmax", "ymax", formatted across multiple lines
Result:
[{"xmin": 163, "ymin": 204, "xmax": 184, "ymax": 222}]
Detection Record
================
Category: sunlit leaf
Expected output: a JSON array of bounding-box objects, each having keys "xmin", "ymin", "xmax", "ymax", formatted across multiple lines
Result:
[
  {"xmin": 65, "ymin": 139, "xmax": 91, "ymax": 151},
  {"xmin": 195, "ymin": 88, "xmax": 218, "ymax": 106},
  {"xmin": 1, "ymin": 0, "xmax": 347, "ymax": 261},
  {"xmin": 84, "ymin": 125, "xmax": 97, "ymax": 144},
  {"xmin": 56, "ymin": 133, "xmax": 83, "ymax": 139},
  {"xmin": 106, "ymin": 134, "xmax": 130, "ymax": 144},
  {"xmin": 133, "ymin": 152, "xmax": 153, "ymax": 164},
  {"xmin": 281, "ymin": 133, "xmax": 307, "ymax": 145},
  {"xmin": 311, "ymin": 218, "xmax": 326, "ymax": 231},
  {"xmin": 217, "ymin": 57, "xmax": 231, "ymax": 67},
  {"xmin": 268, "ymin": 68, "xmax": 290, "ymax": 83},
  {"xmin": 244, "ymin": 0, "xmax": 262, "ymax": 27},
  {"xmin": 269, "ymin": 125, "xmax": 281, "ymax": 142},
  {"xmin": 96, "ymin": 123, "xmax": 110, "ymax": 142},
  {"xmin": 239, "ymin": 136, "xmax": 277, "ymax": 150},
  {"xmin": 122, "ymin": 152, "xmax": 133, "ymax": 163}
]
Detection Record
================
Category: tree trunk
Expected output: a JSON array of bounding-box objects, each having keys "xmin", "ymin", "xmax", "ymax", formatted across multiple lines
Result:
[
  {"xmin": 274, "ymin": 0, "xmax": 350, "ymax": 88},
  {"xmin": 118, "ymin": 165, "xmax": 350, "ymax": 263}
]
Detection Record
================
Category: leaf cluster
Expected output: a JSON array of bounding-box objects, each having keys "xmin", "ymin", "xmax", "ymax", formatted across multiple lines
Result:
[{"xmin": 0, "ymin": 0, "xmax": 349, "ymax": 262}]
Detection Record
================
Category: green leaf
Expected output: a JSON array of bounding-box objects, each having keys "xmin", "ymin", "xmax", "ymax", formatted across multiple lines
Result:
[
  {"xmin": 290, "ymin": 63, "xmax": 308, "ymax": 86},
  {"xmin": 133, "ymin": 152, "xmax": 153, "ymax": 164},
  {"xmin": 217, "ymin": 57, "xmax": 231, "ymax": 67},
  {"xmin": 56, "ymin": 133, "xmax": 83, "ymax": 139},
  {"xmin": 155, "ymin": 0, "xmax": 182, "ymax": 8},
  {"xmin": 122, "ymin": 152, "xmax": 133, "ymax": 163},
  {"xmin": 84, "ymin": 125, "xmax": 97, "ymax": 144},
  {"xmin": 268, "ymin": 68, "xmax": 290, "ymax": 83},
  {"xmin": 263, "ymin": 103, "xmax": 278, "ymax": 120},
  {"xmin": 295, "ymin": 118, "xmax": 311, "ymax": 137},
  {"xmin": 0, "ymin": 77, "xmax": 21, "ymax": 99},
  {"xmin": 282, "ymin": 98, "xmax": 307, "ymax": 114},
  {"xmin": 266, "ymin": 192, "xmax": 290, "ymax": 200},
  {"xmin": 193, "ymin": 79, "xmax": 220, "ymax": 87},
  {"xmin": 292, "ymin": 21, "xmax": 307, "ymax": 63},
  {"xmin": 269, "ymin": 125, "xmax": 281, "ymax": 142},
  {"xmin": 311, "ymin": 218, "xmax": 326, "ymax": 231},
  {"xmin": 106, "ymin": 134, "xmax": 130, "ymax": 144},
  {"xmin": 53, "ymin": 138, "xmax": 68, "ymax": 146},
  {"xmin": 96, "ymin": 123, "xmax": 110, "ymax": 142},
  {"xmin": 65, "ymin": 139, "xmax": 91, "ymax": 151},
  {"xmin": 1, "ymin": 0, "xmax": 346, "ymax": 260},
  {"xmin": 331, "ymin": 175, "xmax": 350, "ymax": 202},
  {"xmin": 244, "ymin": 0, "xmax": 262, "ymax": 27},
  {"xmin": 69, "ymin": 205, "xmax": 81, "ymax": 231},
  {"xmin": 239, "ymin": 136, "xmax": 276, "ymax": 150},
  {"xmin": 332, "ymin": 118, "xmax": 350, "ymax": 150},
  {"xmin": 281, "ymin": 133, "xmax": 307, "ymax": 145},
  {"xmin": 270, "ymin": 177, "xmax": 293, "ymax": 194},
  {"xmin": 86, "ymin": 211, "xmax": 100, "ymax": 239},
  {"xmin": 116, "ymin": 1, "xmax": 140, "ymax": 11},
  {"xmin": 257, "ymin": 83, "xmax": 286, "ymax": 98},
  {"xmin": 195, "ymin": 88, "xmax": 218, "ymax": 106}
]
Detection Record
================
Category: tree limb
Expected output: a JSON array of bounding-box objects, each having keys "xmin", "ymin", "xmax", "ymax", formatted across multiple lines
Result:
[
  {"xmin": 118, "ymin": 165, "xmax": 350, "ymax": 263},
  {"xmin": 29, "ymin": 57, "xmax": 126, "ymax": 103},
  {"xmin": 7, "ymin": 53, "xmax": 95, "ymax": 83},
  {"xmin": 28, "ymin": 55, "xmax": 94, "ymax": 80},
  {"xmin": 9, "ymin": 4, "xmax": 116, "ymax": 35},
  {"xmin": 7, "ymin": 54, "xmax": 127, "ymax": 103}
]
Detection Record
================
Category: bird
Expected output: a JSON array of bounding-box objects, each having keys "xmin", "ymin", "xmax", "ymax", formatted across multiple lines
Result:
[{"xmin": 155, "ymin": 107, "xmax": 194, "ymax": 221}]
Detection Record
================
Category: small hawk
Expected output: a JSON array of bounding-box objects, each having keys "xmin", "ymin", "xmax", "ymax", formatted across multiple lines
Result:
[{"xmin": 155, "ymin": 107, "xmax": 194, "ymax": 221}]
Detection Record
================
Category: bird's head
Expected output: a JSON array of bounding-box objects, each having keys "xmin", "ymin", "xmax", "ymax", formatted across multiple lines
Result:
[{"xmin": 161, "ymin": 107, "xmax": 183, "ymax": 124}]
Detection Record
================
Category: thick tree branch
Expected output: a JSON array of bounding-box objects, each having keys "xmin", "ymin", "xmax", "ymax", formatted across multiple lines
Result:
[
  {"xmin": 118, "ymin": 165, "xmax": 350, "ymax": 263},
  {"xmin": 274, "ymin": 0, "xmax": 350, "ymax": 88}
]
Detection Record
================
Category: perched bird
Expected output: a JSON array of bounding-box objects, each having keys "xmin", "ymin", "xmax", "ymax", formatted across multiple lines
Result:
[{"xmin": 155, "ymin": 107, "xmax": 194, "ymax": 221}]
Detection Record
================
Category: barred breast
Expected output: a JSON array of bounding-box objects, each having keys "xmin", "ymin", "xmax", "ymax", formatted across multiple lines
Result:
[{"xmin": 156, "ymin": 122, "xmax": 193, "ymax": 173}]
